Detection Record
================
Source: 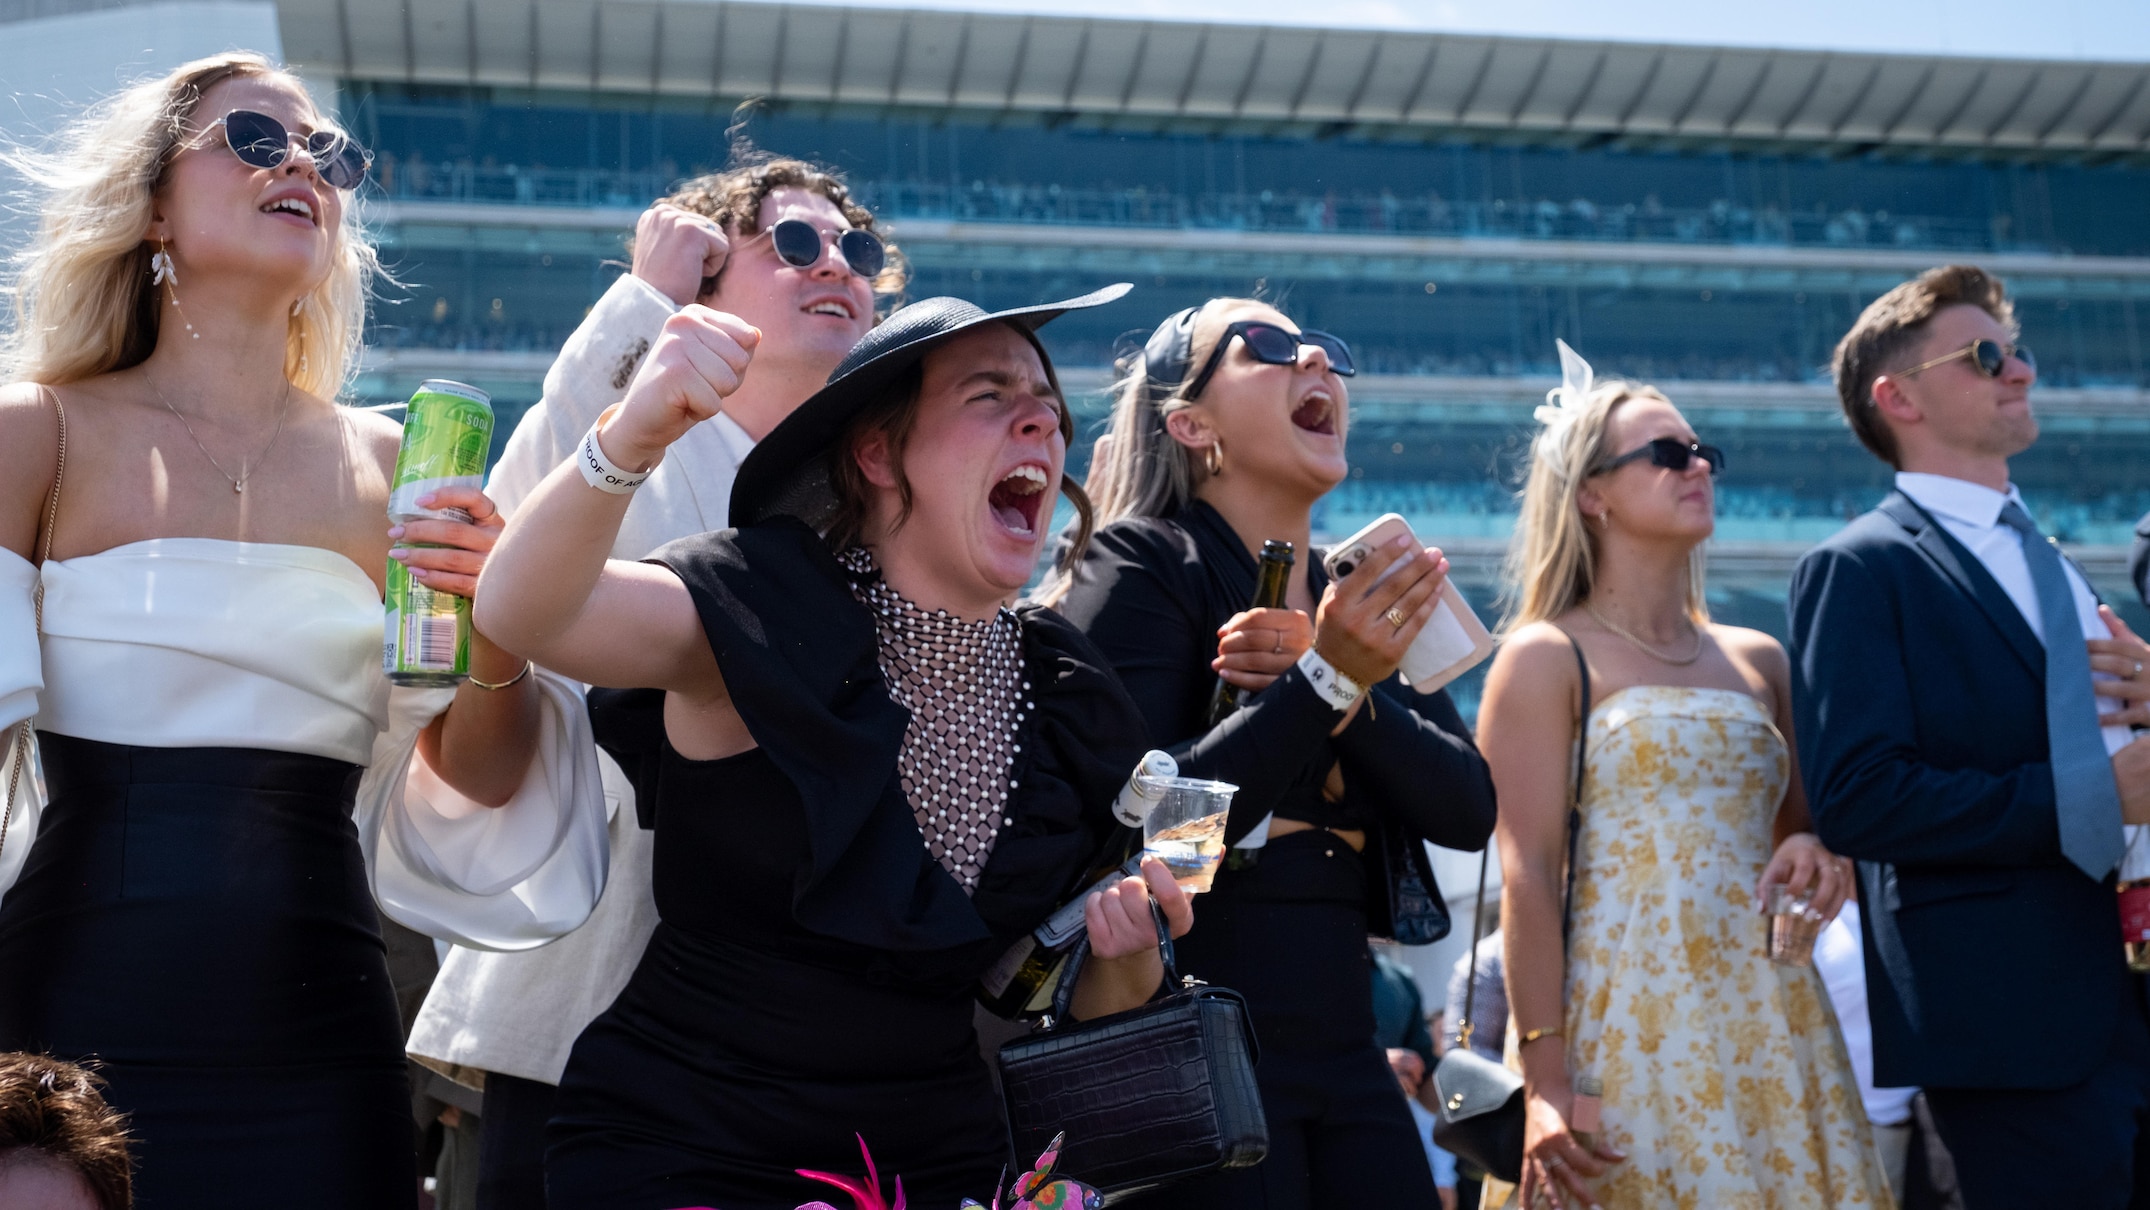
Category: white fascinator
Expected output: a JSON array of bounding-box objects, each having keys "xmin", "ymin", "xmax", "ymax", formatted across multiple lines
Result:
[{"xmin": 1533, "ymin": 339, "xmax": 1595, "ymax": 476}]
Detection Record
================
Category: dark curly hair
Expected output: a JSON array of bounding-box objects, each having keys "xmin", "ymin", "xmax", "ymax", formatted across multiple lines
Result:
[
  {"xmin": 647, "ymin": 127, "xmax": 906, "ymax": 302},
  {"xmin": 0, "ymin": 1053, "xmax": 132, "ymax": 1209}
]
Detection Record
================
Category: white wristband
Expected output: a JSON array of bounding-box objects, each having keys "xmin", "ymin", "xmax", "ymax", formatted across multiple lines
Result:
[
  {"xmin": 579, "ymin": 421, "xmax": 653, "ymax": 494},
  {"xmin": 1297, "ymin": 648, "xmax": 1364, "ymax": 712}
]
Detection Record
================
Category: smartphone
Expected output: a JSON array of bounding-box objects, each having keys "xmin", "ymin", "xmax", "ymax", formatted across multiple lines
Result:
[{"xmin": 1322, "ymin": 513, "xmax": 1495, "ymax": 694}]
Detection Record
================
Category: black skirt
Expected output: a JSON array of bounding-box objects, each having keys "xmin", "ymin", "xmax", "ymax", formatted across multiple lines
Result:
[{"xmin": 0, "ymin": 733, "xmax": 415, "ymax": 1210}]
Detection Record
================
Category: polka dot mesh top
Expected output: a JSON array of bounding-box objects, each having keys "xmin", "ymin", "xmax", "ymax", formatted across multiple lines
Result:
[{"xmin": 840, "ymin": 547, "xmax": 1030, "ymax": 894}]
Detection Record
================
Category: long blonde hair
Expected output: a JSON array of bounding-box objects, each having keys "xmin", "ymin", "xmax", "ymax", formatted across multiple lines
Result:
[
  {"xmin": 1501, "ymin": 380, "xmax": 1709, "ymax": 630},
  {"xmin": 0, "ymin": 51, "xmax": 378, "ymax": 398}
]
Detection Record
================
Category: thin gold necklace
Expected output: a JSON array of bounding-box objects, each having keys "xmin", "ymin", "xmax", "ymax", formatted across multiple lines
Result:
[
  {"xmin": 1586, "ymin": 602, "xmax": 1704, "ymax": 666},
  {"xmin": 144, "ymin": 370, "xmax": 293, "ymax": 494}
]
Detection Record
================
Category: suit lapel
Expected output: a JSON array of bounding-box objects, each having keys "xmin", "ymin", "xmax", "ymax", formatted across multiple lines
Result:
[{"xmin": 1880, "ymin": 492, "xmax": 2044, "ymax": 681}]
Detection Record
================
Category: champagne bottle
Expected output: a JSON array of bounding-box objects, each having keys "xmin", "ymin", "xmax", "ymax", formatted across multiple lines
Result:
[{"xmin": 1205, "ymin": 539, "xmax": 1296, "ymax": 727}]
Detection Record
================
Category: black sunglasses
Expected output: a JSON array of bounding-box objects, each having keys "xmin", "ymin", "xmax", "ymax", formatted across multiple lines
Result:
[
  {"xmin": 1186, "ymin": 321, "xmax": 1356, "ymax": 400},
  {"xmin": 212, "ymin": 109, "xmax": 371, "ymax": 191},
  {"xmin": 1898, "ymin": 337, "xmax": 2036, "ymax": 381},
  {"xmin": 762, "ymin": 219, "xmax": 887, "ymax": 280},
  {"xmin": 1591, "ymin": 437, "xmax": 1726, "ymax": 478}
]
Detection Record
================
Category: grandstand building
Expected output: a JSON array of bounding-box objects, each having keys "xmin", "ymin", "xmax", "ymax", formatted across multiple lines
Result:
[{"xmin": 8, "ymin": 0, "xmax": 2150, "ymax": 667}]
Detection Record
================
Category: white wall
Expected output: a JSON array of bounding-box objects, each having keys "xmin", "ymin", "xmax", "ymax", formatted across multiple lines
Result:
[{"xmin": 0, "ymin": 2, "xmax": 283, "ymax": 267}]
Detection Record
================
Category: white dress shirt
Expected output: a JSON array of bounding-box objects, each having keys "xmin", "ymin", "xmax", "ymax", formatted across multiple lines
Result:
[
  {"xmin": 1814, "ymin": 902, "xmax": 1918, "ymax": 1126},
  {"xmin": 1895, "ymin": 472, "xmax": 2132, "ymax": 758}
]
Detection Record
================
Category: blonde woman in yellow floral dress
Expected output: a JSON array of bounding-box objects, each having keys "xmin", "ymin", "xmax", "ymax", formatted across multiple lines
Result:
[{"xmin": 1473, "ymin": 344, "xmax": 1892, "ymax": 1210}]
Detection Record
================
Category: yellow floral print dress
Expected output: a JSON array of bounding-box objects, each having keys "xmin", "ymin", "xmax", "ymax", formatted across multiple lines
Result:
[{"xmin": 1500, "ymin": 686, "xmax": 1892, "ymax": 1210}]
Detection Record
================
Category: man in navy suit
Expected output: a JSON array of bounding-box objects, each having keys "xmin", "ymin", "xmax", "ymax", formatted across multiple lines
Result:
[{"xmin": 1790, "ymin": 264, "xmax": 2150, "ymax": 1207}]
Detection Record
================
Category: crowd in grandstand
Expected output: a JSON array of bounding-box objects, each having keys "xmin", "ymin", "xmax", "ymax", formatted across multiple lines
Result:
[{"xmin": 4, "ymin": 47, "xmax": 2150, "ymax": 1210}]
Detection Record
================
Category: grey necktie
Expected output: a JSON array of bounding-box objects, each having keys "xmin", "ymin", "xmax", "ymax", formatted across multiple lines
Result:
[{"xmin": 1999, "ymin": 500, "xmax": 2127, "ymax": 879}]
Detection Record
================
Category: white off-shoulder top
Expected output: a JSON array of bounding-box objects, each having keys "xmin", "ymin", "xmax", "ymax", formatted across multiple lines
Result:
[{"xmin": 0, "ymin": 538, "xmax": 607, "ymax": 951}]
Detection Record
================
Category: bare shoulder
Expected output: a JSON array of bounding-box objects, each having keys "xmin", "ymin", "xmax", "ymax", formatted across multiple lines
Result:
[
  {"xmin": 336, "ymin": 399, "xmax": 404, "ymax": 473},
  {"xmin": 1484, "ymin": 620, "xmax": 1584, "ymax": 708},
  {"xmin": 1711, "ymin": 622, "xmax": 1791, "ymax": 695},
  {"xmin": 1711, "ymin": 623, "xmax": 1787, "ymax": 669},
  {"xmin": 0, "ymin": 381, "xmax": 64, "ymax": 559}
]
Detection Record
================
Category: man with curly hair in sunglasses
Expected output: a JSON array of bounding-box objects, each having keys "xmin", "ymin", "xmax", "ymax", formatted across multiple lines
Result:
[
  {"xmin": 406, "ymin": 149, "xmax": 900, "ymax": 1208},
  {"xmin": 1789, "ymin": 263, "xmax": 2150, "ymax": 1209}
]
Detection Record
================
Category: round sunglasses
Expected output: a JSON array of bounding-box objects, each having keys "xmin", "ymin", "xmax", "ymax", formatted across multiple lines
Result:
[
  {"xmin": 1186, "ymin": 321, "xmax": 1357, "ymax": 400},
  {"xmin": 756, "ymin": 219, "xmax": 887, "ymax": 280},
  {"xmin": 1591, "ymin": 436, "xmax": 1726, "ymax": 478},
  {"xmin": 1897, "ymin": 338, "xmax": 2036, "ymax": 381},
  {"xmin": 209, "ymin": 109, "xmax": 372, "ymax": 192}
]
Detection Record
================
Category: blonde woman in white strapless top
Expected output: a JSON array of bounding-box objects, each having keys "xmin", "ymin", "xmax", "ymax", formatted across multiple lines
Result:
[
  {"xmin": 0, "ymin": 56, "xmax": 605, "ymax": 1207},
  {"xmin": 1473, "ymin": 344, "xmax": 1892, "ymax": 1210}
]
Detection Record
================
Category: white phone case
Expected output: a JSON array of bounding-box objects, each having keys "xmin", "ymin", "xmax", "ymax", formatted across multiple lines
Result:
[{"xmin": 1322, "ymin": 513, "xmax": 1496, "ymax": 694}]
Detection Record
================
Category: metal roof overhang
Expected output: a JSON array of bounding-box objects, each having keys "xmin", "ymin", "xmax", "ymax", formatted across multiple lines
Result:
[{"xmin": 274, "ymin": 0, "xmax": 2150, "ymax": 160}]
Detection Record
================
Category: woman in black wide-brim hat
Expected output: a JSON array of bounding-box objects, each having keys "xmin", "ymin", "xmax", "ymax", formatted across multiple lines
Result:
[{"xmin": 473, "ymin": 283, "xmax": 1192, "ymax": 1209}]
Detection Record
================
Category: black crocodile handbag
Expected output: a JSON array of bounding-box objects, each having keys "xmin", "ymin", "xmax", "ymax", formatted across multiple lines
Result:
[{"xmin": 997, "ymin": 902, "xmax": 1267, "ymax": 1199}]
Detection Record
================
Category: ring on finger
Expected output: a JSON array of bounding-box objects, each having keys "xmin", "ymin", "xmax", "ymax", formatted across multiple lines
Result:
[
  {"xmin": 1543, "ymin": 1153, "xmax": 1566, "ymax": 1169},
  {"xmin": 1385, "ymin": 606, "xmax": 1409, "ymax": 629},
  {"xmin": 2134, "ymin": 660, "xmax": 2143, "ymax": 678}
]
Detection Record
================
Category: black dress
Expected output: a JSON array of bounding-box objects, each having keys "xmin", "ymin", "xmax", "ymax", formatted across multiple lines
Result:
[
  {"xmin": 1054, "ymin": 501, "xmax": 1498, "ymax": 1209},
  {"xmin": 543, "ymin": 519, "xmax": 1146, "ymax": 1210},
  {"xmin": 0, "ymin": 737, "xmax": 415, "ymax": 1209}
]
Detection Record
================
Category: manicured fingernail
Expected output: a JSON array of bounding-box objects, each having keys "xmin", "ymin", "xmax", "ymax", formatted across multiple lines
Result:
[
  {"xmin": 410, "ymin": 567, "xmax": 429, "ymax": 578},
  {"xmin": 387, "ymin": 525, "xmax": 404, "ymax": 539},
  {"xmin": 1390, "ymin": 534, "xmax": 1411, "ymax": 548},
  {"xmin": 389, "ymin": 548, "xmax": 408, "ymax": 561},
  {"xmin": 416, "ymin": 493, "xmax": 434, "ymax": 507}
]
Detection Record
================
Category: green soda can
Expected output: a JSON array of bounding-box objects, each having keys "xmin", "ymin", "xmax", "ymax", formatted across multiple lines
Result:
[{"xmin": 384, "ymin": 379, "xmax": 494, "ymax": 687}]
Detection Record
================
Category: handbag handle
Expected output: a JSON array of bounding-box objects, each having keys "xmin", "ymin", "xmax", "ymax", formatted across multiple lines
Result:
[
  {"xmin": 1047, "ymin": 894, "xmax": 1177, "ymax": 1025},
  {"xmin": 1457, "ymin": 631, "xmax": 1589, "ymax": 1052}
]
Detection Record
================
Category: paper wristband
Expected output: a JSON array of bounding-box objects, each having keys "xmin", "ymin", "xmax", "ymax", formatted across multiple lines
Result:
[
  {"xmin": 579, "ymin": 422, "xmax": 652, "ymax": 494},
  {"xmin": 1297, "ymin": 648, "xmax": 1364, "ymax": 711}
]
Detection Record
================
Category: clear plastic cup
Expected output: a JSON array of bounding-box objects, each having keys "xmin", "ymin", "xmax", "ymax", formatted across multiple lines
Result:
[
  {"xmin": 1768, "ymin": 884, "xmax": 1826, "ymax": 966},
  {"xmin": 1139, "ymin": 776, "xmax": 1238, "ymax": 893}
]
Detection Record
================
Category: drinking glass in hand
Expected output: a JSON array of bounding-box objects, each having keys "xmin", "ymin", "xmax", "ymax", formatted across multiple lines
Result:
[
  {"xmin": 1139, "ymin": 776, "xmax": 1238, "ymax": 893},
  {"xmin": 1768, "ymin": 884, "xmax": 1825, "ymax": 966}
]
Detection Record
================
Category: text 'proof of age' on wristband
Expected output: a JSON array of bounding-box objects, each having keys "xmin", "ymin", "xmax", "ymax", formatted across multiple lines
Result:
[
  {"xmin": 1297, "ymin": 648, "xmax": 1364, "ymax": 712},
  {"xmin": 579, "ymin": 423, "xmax": 651, "ymax": 494}
]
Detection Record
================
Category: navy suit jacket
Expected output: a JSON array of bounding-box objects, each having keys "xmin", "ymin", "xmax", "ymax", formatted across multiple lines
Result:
[{"xmin": 1788, "ymin": 490, "xmax": 2134, "ymax": 1091}]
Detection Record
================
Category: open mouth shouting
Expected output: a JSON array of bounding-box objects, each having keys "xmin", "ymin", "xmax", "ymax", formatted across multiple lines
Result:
[
  {"xmin": 1291, "ymin": 388, "xmax": 1339, "ymax": 437},
  {"xmin": 988, "ymin": 463, "xmax": 1050, "ymax": 539}
]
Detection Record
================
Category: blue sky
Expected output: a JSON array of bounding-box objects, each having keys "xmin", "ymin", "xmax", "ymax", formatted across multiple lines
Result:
[{"xmin": 828, "ymin": 0, "xmax": 2150, "ymax": 61}]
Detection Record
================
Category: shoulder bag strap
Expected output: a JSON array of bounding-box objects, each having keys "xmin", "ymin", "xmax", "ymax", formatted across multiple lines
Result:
[
  {"xmin": 1456, "ymin": 629, "xmax": 1591, "ymax": 1051},
  {"xmin": 1559, "ymin": 630, "xmax": 1590, "ymax": 952},
  {"xmin": 3, "ymin": 386, "xmax": 65, "ymax": 866}
]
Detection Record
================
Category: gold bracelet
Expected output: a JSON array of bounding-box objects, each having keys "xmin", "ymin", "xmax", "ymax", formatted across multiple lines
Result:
[
  {"xmin": 1519, "ymin": 1026, "xmax": 1564, "ymax": 1045},
  {"xmin": 467, "ymin": 660, "xmax": 533, "ymax": 691}
]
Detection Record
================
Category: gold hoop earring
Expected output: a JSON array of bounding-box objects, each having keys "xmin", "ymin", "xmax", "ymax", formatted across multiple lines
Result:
[{"xmin": 1204, "ymin": 440, "xmax": 1225, "ymax": 477}]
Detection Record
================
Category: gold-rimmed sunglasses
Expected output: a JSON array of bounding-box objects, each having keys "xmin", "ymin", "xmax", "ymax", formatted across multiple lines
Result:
[{"xmin": 1896, "ymin": 338, "xmax": 2036, "ymax": 381}]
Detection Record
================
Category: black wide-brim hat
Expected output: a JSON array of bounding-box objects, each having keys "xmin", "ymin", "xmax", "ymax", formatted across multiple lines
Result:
[{"xmin": 729, "ymin": 283, "xmax": 1132, "ymax": 528}]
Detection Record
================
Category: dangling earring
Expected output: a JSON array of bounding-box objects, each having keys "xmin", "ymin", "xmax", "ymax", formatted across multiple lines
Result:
[
  {"xmin": 1204, "ymin": 440, "xmax": 1225, "ymax": 477},
  {"xmin": 151, "ymin": 242, "xmax": 197, "ymax": 340},
  {"xmin": 292, "ymin": 298, "xmax": 308, "ymax": 376}
]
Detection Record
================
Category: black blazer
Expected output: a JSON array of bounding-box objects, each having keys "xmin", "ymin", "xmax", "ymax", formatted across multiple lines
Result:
[{"xmin": 1788, "ymin": 490, "xmax": 2135, "ymax": 1091}]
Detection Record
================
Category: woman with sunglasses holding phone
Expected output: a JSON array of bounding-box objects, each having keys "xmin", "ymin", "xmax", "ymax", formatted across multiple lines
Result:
[
  {"xmin": 0, "ymin": 54, "xmax": 604, "ymax": 1206},
  {"xmin": 1474, "ymin": 344, "xmax": 1887, "ymax": 1210},
  {"xmin": 1045, "ymin": 300, "xmax": 1497, "ymax": 1207}
]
